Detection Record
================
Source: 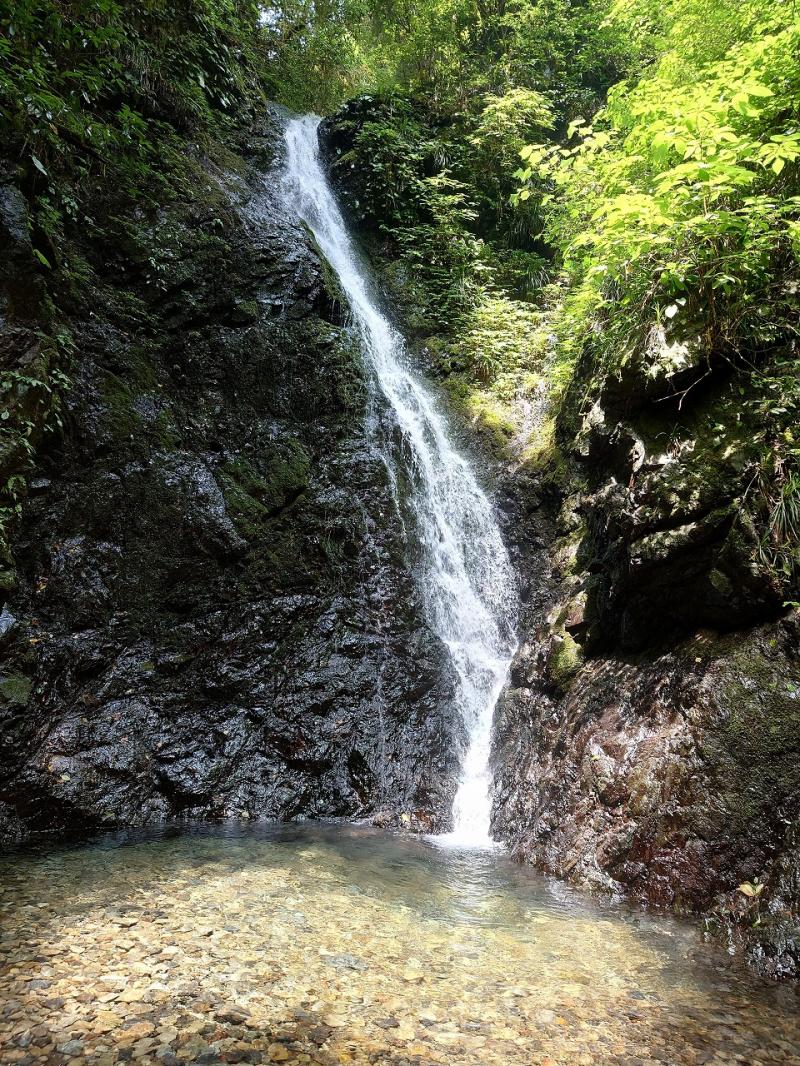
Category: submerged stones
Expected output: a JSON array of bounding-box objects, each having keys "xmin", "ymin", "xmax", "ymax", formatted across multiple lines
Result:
[{"xmin": 1, "ymin": 825, "xmax": 799, "ymax": 1065}]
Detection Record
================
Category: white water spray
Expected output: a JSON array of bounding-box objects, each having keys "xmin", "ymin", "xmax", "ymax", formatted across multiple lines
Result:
[{"xmin": 282, "ymin": 116, "xmax": 517, "ymax": 848}]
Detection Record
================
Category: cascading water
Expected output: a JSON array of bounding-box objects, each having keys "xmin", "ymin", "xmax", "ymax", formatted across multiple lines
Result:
[{"xmin": 282, "ymin": 116, "xmax": 517, "ymax": 847}]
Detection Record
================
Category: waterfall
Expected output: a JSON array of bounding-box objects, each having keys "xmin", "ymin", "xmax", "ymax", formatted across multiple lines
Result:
[{"xmin": 282, "ymin": 116, "xmax": 517, "ymax": 848}]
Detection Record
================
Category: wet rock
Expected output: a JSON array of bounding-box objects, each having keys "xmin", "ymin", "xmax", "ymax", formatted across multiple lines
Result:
[
  {"xmin": 56, "ymin": 1039, "xmax": 84, "ymax": 1055},
  {"xmin": 0, "ymin": 117, "xmax": 459, "ymax": 841},
  {"xmin": 0, "ymin": 180, "xmax": 48, "ymax": 320},
  {"xmin": 0, "ymin": 604, "xmax": 16, "ymax": 644},
  {"xmin": 215, "ymin": 1007, "xmax": 250, "ymax": 1024},
  {"xmin": 325, "ymin": 953, "xmax": 367, "ymax": 971},
  {"xmin": 492, "ymin": 618, "xmax": 800, "ymax": 975}
]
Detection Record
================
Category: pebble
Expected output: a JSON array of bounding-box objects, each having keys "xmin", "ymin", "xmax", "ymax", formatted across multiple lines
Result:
[
  {"xmin": 0, "ymin": 826, "xmax": 798, "ymax": 1066},
  {"xmin": 56, "ymin": 1039, "xmax": 84, "ymax": 1055}
]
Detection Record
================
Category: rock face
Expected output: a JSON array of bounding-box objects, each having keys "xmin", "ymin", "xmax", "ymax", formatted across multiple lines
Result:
[
  {"xmin": 491, "ymin": 338, "xmax": 800, "ymax": 980},
  {"xmin": 493, "ymin": 622, "xmax": 799, "ymax": 965},
  {"xmin": 564, "ymin": 331, "xmax": 787, "ymax": 653},
  {"xmin": 319, "ymin": 96, "xmax": 800, "ymax": 979},
  {"xmin": 0, "ymin": 115, "xmax": 460, "ymax": 843}
]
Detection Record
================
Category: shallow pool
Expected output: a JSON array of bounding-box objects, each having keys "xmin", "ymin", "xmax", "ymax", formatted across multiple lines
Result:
[{"xmin": 1, "ymin": 822, "xmax": 798, "ymax": 1065}]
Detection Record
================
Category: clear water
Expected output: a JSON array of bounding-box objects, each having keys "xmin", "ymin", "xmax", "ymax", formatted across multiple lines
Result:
[
  {"xmin": 1, "ymin": 823, "xmax": 798, "ymax": 1065},
  {"xmin": 281, "ymin": 117, "xmax": 518, "ymax": 846}
]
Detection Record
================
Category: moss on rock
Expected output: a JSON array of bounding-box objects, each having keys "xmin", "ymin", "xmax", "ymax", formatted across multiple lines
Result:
[
  {"xmin": 713, "ymin": 638, "xmax": 800, "ymax": 835},
  {"xmin": 0, "ymin": 674, "xmax": 32, "ymax": 706},
  {"xmin": 218, "ymin": 442, "xmax": 311, "ymax": 540},
  {"xmin": 547, "ymin": 629, "xmax": 582, "ymax": 692}
]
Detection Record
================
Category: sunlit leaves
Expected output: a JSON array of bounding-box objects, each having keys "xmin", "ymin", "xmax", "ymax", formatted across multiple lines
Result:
[
  {"xmin": 513, "ymin": 1, "xmax": 800, "ymax": 347},
  {"xmin": 758, "ymin": 133, "xmax": 800, "ymax": 175},
  {"xmin": 502, "ymin": 0, "xmax": 800, "ymax": 542}
]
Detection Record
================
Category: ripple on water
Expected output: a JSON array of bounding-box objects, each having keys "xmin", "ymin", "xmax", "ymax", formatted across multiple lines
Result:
[{"xmin": 0, "ymin": 822, "xmax": 798, "ymax": 1066}]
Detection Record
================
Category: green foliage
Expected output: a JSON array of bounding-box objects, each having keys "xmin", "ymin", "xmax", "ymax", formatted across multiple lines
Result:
[
  {"xmin": 0, "ymin": 346, "xmax": 71, "ymax": 555},
  {"xmin": 1, "ymin": 1, "xmax": 269, "ymax": 191},
  {"xmin": 330, "ymin": 94, "xmax": 554, "ymax": 397},
  {"xmin": 329, "ymin": 100, "xmax": 484, "ymax": 328},
  {"xmin": 504, "ymin": 0, "xmax": 800, "ymax": 580},
  {"xmin": 468, "ymin": 88, "xmax": 555, "ymax": 239},
  {"xmin": 267, "ymin": 0, "xmax": 633, "ymax": 120},
  {"xmin": 0, "ymin": 0, "xmax": 272, "ymax": 571},
  {"xmin": 302, "ymin": 0, "xmax": 800, "ymax": 581},
  {"xmin": 458, "ymin": 294, "xmax": 544, "ymax": 381},
  {"xmin": 515, "ymin": 2, "xmax": 799, "ymax": 354},
  {"xmin": 259, "ymin": 0, "xmax": 380, "ymax": 113},
  {"xmin": 756, "ymin": 461, "xmax": 800, "ymax": 579},
  {"xmin": 298, "ymin": 0, "xmax": 637, "ymax": 445}
]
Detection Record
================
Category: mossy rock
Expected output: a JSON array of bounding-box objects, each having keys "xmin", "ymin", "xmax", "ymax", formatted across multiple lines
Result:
[
  {"xmin": 219, "ymin": 441, "xmax": 311, "ymax": 540},
  {"xmin": 0, "ymin": 567, "xmax": 17, "ymax": 592},
  {"xmin": 548, "ymin": 630, "xmax": 582, "ymax": 691},
  {"xmin": 0, "ymin": 674, "xmax": 32, "ymax": 706},
  {"xmin": 712, "ymin": 638, "xmax": 800, "ymax": 835},
  {"xmin": 96, "ymin": 346, "xmax": 179, "ymax": 451},
  {"xmin": 230, "ymin": 299, "xmax": 259, "ymax": 325},
  {"xmin": 299, "ymin": 222, "xmax": 348, "ymax": 314}
]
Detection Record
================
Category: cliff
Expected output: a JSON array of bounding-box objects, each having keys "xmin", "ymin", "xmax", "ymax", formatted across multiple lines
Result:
[
  {"xmin": 0, "ymin": 111, "xmax": 461, "ymax": 842},
  {"xmin": 321, "ymin": 98, "xmax": 800, "ymax": 980}
]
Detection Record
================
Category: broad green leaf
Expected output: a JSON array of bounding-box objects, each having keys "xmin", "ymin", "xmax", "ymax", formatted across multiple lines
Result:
[{"xmin": 745, "ymin": 83, "xmax": 774, "ymax": 98}]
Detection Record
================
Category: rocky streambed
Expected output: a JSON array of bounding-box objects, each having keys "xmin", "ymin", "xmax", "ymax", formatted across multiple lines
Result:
[{"xmin": 1, "ymin": 823, "xmax": 799, "ymax": 1066}]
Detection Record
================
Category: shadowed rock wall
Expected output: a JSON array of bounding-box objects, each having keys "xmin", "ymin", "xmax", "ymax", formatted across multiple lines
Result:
[{"xmin": 0, "ymin": 116, "xmax": 459, "ymax": 843}]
